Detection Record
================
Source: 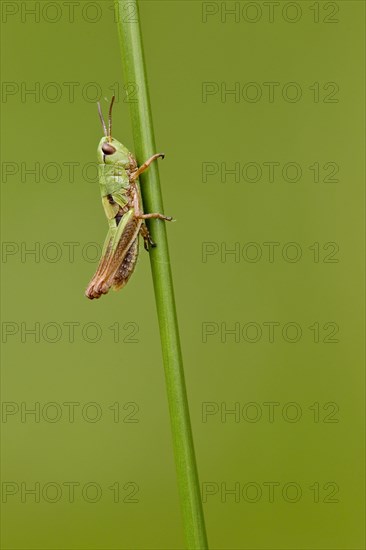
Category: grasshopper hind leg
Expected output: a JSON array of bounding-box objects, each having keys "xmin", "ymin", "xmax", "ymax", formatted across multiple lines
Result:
[
  {"xmin": 111, "ymin": 221, "xmax": 157, "ymax": 292},
  {"xmin": 111, "ymin": 223, "xmax": 157, "ymax": 292},
  {"xmin": 85, "ymin": 210, "xmax": 140, "ymax": 299},
  {"xmin": 112, "ymin": 237, "xmax": 139, "ymax": 291}
]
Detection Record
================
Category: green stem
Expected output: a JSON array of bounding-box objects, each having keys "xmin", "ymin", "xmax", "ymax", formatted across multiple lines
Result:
[{"xmin": 114, "ymin": 2, "xmax": 208, "ymax": 548}]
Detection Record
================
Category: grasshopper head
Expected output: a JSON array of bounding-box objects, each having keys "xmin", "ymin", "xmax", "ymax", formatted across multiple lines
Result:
[
  {"xmin": 96, "ymin": 96, "xmax": 132, "ymax": 168},
  {"xmin": 97, "ymin": 136, "xmax": 131, "ymax": 166}
]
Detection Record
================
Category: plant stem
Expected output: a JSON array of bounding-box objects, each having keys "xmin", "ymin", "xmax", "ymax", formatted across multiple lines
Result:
[{"xmin": 114, "ymin": 1, "xmax": 209, "ymax": 548}]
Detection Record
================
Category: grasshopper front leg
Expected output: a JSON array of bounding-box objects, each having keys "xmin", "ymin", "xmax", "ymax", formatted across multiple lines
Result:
[{"xmin": 130, "ymin": 153, "xmax": 165, "ymax": 181}]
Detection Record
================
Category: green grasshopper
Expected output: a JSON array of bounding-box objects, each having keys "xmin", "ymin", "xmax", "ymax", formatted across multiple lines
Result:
[{"xmin": 85, "ymin": 96, "xmax": 172, "ymax": 300}]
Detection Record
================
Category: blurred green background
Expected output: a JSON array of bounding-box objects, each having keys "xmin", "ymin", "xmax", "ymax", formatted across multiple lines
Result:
[{"xmin": 1, "ymin": 1, "xmax": 364, "ymax": 548}]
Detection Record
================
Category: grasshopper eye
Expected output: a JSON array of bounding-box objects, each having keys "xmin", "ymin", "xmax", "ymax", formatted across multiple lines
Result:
[{"xmin": 102, "ymin": 142, "xmax": 116, "ymax": 155}]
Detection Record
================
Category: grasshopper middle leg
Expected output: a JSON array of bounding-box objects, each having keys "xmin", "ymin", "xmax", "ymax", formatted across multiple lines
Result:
[
  {"xmin": 139, "ymin": 223, "xmax": 156, "ymax": 251},
  {"xmin": 133, "ymin": 192, "xmax": 173, "ymax": 225}
]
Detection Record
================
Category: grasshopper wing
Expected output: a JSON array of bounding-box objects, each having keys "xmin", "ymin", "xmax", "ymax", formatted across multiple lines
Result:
[{"xmin": 85, "ymin": 209, "xmax": 141, "ymax": 299}]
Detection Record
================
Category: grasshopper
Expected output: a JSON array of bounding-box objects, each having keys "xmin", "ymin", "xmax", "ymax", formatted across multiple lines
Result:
[{"xmin": 85, "ymin": 96, "xmax": 172, "ymax": 300}]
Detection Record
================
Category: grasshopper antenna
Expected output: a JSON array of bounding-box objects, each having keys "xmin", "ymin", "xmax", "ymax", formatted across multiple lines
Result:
[
  {"xmin": 108, "ymin": 95, "xmax": 115, "ymax": 143},
  {"xmin": 97, "ymin": 102, "xmax": 108, "ymax": 137}
]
